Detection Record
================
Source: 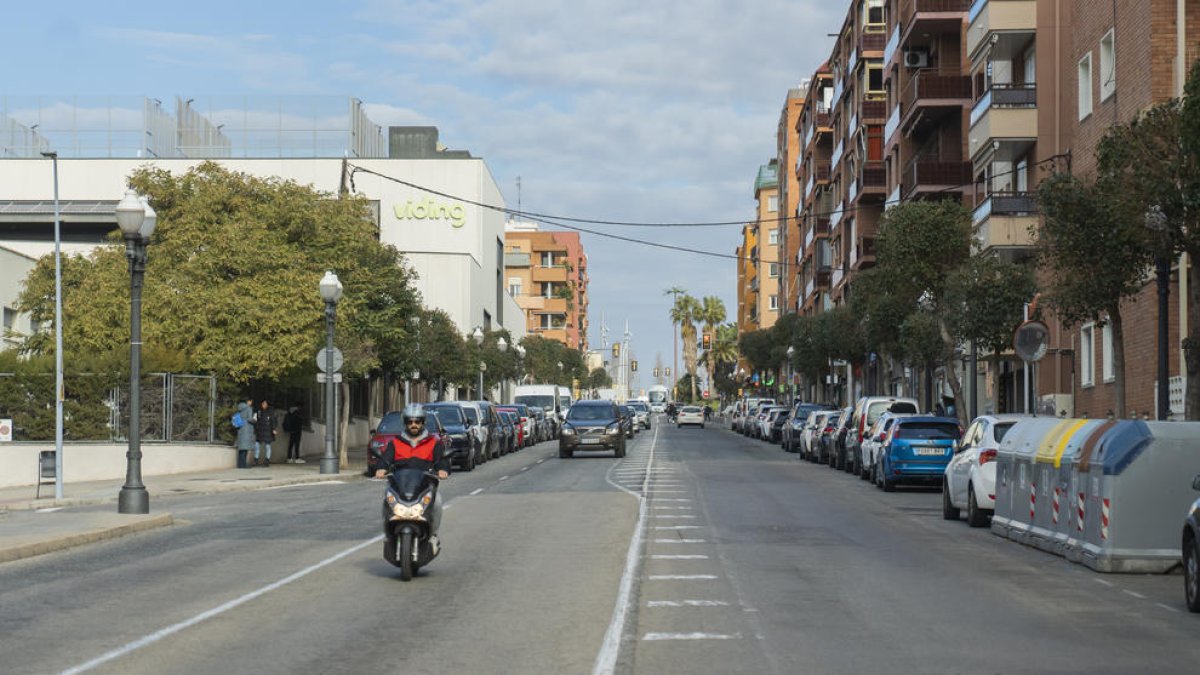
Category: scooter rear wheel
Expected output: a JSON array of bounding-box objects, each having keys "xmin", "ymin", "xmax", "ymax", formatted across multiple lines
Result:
[{"xmin": 399, "ymin": 531, "xmax": 415, "ymax": 581}]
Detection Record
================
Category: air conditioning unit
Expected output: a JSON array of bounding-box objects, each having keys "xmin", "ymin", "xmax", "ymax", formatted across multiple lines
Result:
[{"xmin": 903, "ymin": 50, "xmax": 929, "ymax": 68}]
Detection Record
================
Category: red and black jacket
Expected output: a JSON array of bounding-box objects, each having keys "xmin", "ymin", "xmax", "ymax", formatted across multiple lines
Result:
[{"xmin": 377, "ymin": 433, "xmax": 450, "ymax": 474}]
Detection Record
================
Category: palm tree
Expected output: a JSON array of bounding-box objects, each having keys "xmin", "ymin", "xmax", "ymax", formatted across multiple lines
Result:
[
  {"xmin": 711, "ymin": 323, "xmax": 740, "ymax": 395},
  {"xmin": 698, "ymin": 296, "xmax": 726, "ymax": 397},
  {"xmin": 670, "ymin": 293, "xmax": 701, "ymax": 401},
  {"xmin": 664, "ymin": 286, "xmax": 687, "ymax": 393}
]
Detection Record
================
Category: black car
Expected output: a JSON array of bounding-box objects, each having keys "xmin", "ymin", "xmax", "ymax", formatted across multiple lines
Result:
[
  {"xmin": 833, "ymin": 405, "xmax": 856, "ymax": 472},
  {"xmin": 618, "ymin": 404, "xmax": 637, "ymax": 439},
  {"xmin": 1184, "ymin": 474, "xmax": 1200, "ymax": 612},
  {"xmin": 366, "ymin": 410, "xmax": 447, "ymax": 476},
  {"xmin": 424, "ymin": 403, "xmax": 478, "ymax": 471},
  {"xmin": 769, "ymin": 408, "xmax": 791, "ymax": 444},
  {"xmin": 559, "ymin": 401, "xmax": 626, "ymax": 458}
]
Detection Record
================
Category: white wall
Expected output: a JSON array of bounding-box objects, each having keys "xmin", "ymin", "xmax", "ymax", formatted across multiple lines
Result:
[
  {"xmin": 0, "ymin": 246, "xmax": 37, "ymax": 351},
  {"xmin": 0, "ymin": 443, "xmax": 234, "ymax": 489}
]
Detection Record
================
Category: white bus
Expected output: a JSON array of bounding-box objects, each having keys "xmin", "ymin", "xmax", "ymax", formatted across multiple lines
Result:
[{"xmin": 648, "ymin": 384, "xmax": 670, "ymax": 413}]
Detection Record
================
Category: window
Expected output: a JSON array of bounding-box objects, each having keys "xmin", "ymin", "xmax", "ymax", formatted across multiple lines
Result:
[
  {"xmin": 1, "ymin": 307, "xmax": 13, "ymax": 331},
  {"xmin": 769, "ymin": 262, "xmax": 780, "ymax": 278},
  {"xmin": 508, "ymin": 277, "xmax": 522, "ymax": 297},
  {"xmin": 1102, "ymin": 321, "xmax": 1115, "ymax": 382},
  {"xmin": 767, "ymin": 195, "xmax": 779, "ymax": 213},
  {"xmin": 30, "ymin": 318, "xmax": 41, "ymax": 334},
  {"xmin": 1099, "ymin": 30, "xmax": 1115, "ymax": 101},
  {"xmin": 865, "ymin": 0, "xmax": 884, "ymax": 28},
  {"xmin": 540, "ymin": 252, "xmax": 555, "ymax": 267},
  {"xmin": 866, "ymin": 63, "xmax": 884, "ymax": 98},
  {"xmin": 768, "ymin": 228, "xmax": 780, "ymax": 245},
  {"xmin": 769, "ymin": 295, "xmax": 779, "ymax": 311},
  {"xmin": 1080, "ymin": 323, "xmax": 1095, "ymax": 387},
  {"xmin": 1078, "ymin": 53, "xmax": 1093, "ymax": 120}
]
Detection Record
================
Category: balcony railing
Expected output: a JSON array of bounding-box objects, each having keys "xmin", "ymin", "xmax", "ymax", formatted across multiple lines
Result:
[
  {"xmin": 903, "ymin": 70, "xmax": 973, "ymax": 115},
  {"xmin": 805, "ymin": 173, "xmax": 815, "ymax": 198},
  {"xmin": 860, "ymin": 32, "xmax": 886, "ymax": 53},
  {"xmin": 504, "ymin": 252, "xmax": 530, "ymax": 267},
  {"xmin": 968, "ymin": 0, "xmax": 987, "ymax": 23},
  {"xmin": 831, "ymin": 139, "xmax": 844, "ymax": 167},
  {"xmin": 885, "ymin": 104, "xmax": 901, "ymax": 142},
  {"xmin": 832, "ymin": 266, "xmax": 845, "ymax": 288},
  {"xmin": 970, "ymin": 83, "xmax": 1038, "ymax": 126},
  {"xmin": 862, "ymin": 161, "xmax": 887, "ymax": 188},
  {"xmin": 862, "ymin": 100, "xmax": 887, "ymax": 120},
  {"xmin": 883, "ymin": 24, "xmax": 901, "ymax": 64},
  {"xmin": 900, "ymin": 0, "xmax": 971, "ymax": 25},
  {"xmin": 849, "ymin": 112, "xmax": 859, "ymax": 135},
  {"xmin": 902, "ymin": 158, "xmax": 973, "ymax": 196},
  {"xmin": 816, "ymin": 267, "xmax": 833, "ymax": 288},
  {"xmin": 813, "ymin": 164, "xmax": 831, "ymax": 183},
  {"xmin": 831, "ymin": 201, "xmax": 845, "ymax": 228},
  {"xmin": 974, "ymin": 190, "xmax": 1038, "ymax": 224}
]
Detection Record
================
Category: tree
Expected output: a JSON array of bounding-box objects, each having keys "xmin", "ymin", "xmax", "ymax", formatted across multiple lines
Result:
[
  {"xmin": 670, "ymin": 293, "xmax": 702, "ymax": 402},
  {"xmin": 587, "ymin": 367, "xmax": 613, "ymax": 391},
  {"xmin": 1036, "ymin": 171, "xmax": 1148, "ymax": 418},
  {"xmin": 519, "ymin": 335, "xmax": 586, "ymax": 387},
  {"xmin": 697, "ymin": 296, "xmax": 726, "ymax": 395}
]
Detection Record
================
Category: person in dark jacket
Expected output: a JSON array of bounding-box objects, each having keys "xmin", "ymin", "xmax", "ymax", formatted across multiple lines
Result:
[
  {"xmin": 253, "ymin": 399, "xmax": 277, "ymax": 467},
  {"xmin": 235, "ymin": 398, "xmax": 256, "ymax": 469},
  {"xmin": 282, "ymin": 403, "xmax": 305, "ymax": 464}
]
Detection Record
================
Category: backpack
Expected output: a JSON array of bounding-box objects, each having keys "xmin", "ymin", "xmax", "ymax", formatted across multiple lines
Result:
[{"xmin": 231, "ymin": 412, "xmax": 245, "ymax": 429}]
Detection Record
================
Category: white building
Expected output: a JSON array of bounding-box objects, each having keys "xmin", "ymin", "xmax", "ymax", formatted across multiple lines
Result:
[{"xmin": 0, "ymin": 245, "xmax": 37, "ymax": 351}]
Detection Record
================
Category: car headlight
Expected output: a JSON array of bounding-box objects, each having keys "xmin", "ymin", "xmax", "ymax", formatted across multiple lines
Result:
[
  {"xmin": 561, "ymin": 425, "xmax": 576, "ymax": 436},
  {"xmin": 606, "ymin": 424, "xmax": 621, "ymax": 435},
  {"xmin": 449, "ymin": 433, "xmax": 468, "ymax": 443}
]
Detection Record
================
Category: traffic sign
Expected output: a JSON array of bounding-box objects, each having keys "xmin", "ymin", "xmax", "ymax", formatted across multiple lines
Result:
[
  {"xmin": 316, "ymin": 347, "xmax": 344, "ymax": 373},
  {"xmin": 316, "ymin": 373, "xmax": 343, "ymax": 383},
  {"xmin": 0, "ymin": 418, "xmax": 11, "ymax": 442},
  {"xmin": 1013, "ymin": 320, "xmax": 1049, "ymax": 362},
  {"xmin": 702, "ymin": 390, "xmax": 710, "ymax": 399}
]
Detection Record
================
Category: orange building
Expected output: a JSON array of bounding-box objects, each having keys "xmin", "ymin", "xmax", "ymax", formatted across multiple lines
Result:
[{"xmin": 504, "ymin": 221, "xmax": 590, "ymax": 350}]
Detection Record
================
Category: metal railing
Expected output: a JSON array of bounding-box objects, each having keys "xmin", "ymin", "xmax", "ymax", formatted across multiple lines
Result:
[{"xmin": 902, "ymin": 70, "xmax": 973, "ymax": 115}]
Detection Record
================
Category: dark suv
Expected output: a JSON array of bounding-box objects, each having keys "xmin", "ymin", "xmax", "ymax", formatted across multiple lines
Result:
[
  {"xmin": 424, "ymin": 403, "xmax": 478, "ymax": 471},
  {"xmin": 559, "ymin": 401, "xmax": 626, "ymax": 458}
]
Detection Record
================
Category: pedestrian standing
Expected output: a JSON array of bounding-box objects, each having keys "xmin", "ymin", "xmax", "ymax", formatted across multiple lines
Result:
[
  {"xmin": 235, "ymin": 398, "xmax": 255, "ymax": 469},
  {"xmin": 254, "ymin": 399, "xmax": 277, "ymax": 467},
  {"xmin": 283, "ymin": 403, "xmax": 305, "ymax": 464}
]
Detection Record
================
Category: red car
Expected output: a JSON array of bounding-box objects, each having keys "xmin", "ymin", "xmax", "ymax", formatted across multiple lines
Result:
[
  {"xmin": 365, "ymin": 409, "xmax": 447, "ymax": 475},
  {"xmin": 497, "ymin": 405, "xmax": 533, "ymax": 448}
]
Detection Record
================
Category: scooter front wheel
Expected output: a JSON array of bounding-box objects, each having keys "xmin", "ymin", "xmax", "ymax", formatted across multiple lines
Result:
[{"xmin": 399, "ymin": 531, "xmax": 415, "ymax": 581}]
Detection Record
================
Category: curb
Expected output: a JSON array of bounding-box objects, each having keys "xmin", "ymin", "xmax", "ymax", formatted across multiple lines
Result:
[{"xmin": 0, "ymin": 513, "xmax": 175, "ymax": 564}]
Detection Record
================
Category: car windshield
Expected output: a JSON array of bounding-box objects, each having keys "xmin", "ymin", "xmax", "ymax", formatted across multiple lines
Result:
[
  {"xmin": 461, "ymin": 407, "xmax": 479, "ymax": 425},
  {"xmin": 427, "ymin": 406, "xmax": 464, "ymax": 426},
  {"xmin": 516, "ymin": 395, "xmax": 556, "ymax": 409},
  {"xmin": 568, "ymin": 405, "xmax": 615, "ymax": 421},
  {"xmin": 896, "ymin": 422, "xmax": 960, "ymax": 440},
  {"xmin": 376, "ymin": 412, "xmax": 405, "ymax": 435},
  {"xmin": 629, "ymin": 403, "xmax": 648, "ymax": 412},
  {"xmin": 867, "ymin": 400, "xmax": 917, "ymax": 425},
  {"xmin": 994, "ymin": 422, "xmax": 1016, "ymax": 442},
  {"xmin": 682, "ymin": 406, "xmax": 702, "ymax": 413}
]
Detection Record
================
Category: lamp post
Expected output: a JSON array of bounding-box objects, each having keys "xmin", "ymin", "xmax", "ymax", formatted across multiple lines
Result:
[
  {"xmin": 471, "ymin": 327, "xmax": 485, "ymax": 398},
  {"xmin": 115, "ymin": 190, "xmax": 156, "ymax": 514},
  {"xmin": 1145, "ymin": 206, "xmax": 1171, "ymax": 420},
  {"xmin": 496, "ymin": 336, "xmax": 508, "ymax": 402},
  {"xmin": 786, "ymin": 346, "xmax": 795, "ymax": 404},
  {"xmin": 319, "ymin": 271, "xmax": 343, "ymax": 474},
  {"xmin": 42, "ymin": 151, "xmax": 65, "ymax": 500}
]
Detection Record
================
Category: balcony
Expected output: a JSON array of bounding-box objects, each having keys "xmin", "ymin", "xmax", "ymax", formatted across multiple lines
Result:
[
  {"xmin": 884, "ymin": 104, "xmax": 901, "ymax": 144},
  {"xmin": 815, "ymin": 111, "xmax": 832, "ymax": 134},
  {"xmin": 813, "ymin": 164, "xmax": 831, "ymax": 184},
  {"xmin": 815, "ymin": 266, "xmax": 833, "ymax": 289},
  {"xmin": 900, "ymin": 0, "xmax": 971, "ymax": 36},
  {"xmin": 831, "ymin": 139, "xmax": 844, "ymax": 168},
  {"xmin": 968, "ymin": 84, "xmax": 1038, "ymax": 159},
  {"xmin": 973, "ymin": 192, "xmax": 1037, "ymax": 253},
  {"xmin": 901, "ymin": 158, "xmax": 973, "ymax": 198},
  {"xmin": 535, "ymin": 328, "xmax": 569, "ymax": 343},
  {"xmin": 862, "ymin": 100, "xmax": 887, "ymax": 121},
  {"xmin": 859, "ymin": 161, "xmax": 887, "ymax": 196},
  {"xmin": 532, "ymin": 265, "xmax": 569, "ymax": 282},
  {"xmin": 883, "ymin": 24, "xmax": 901, "ymax": 64},
  {"xmin": 852, "ymin": 237, "xmax": 877, "ymax": 270},
  {"xmin": 504, "ymin": 252, "xmax": 530, "ymax": 268},
  {"xmin": 860, "ymin": 32, "xmax": 886, "ymax": 54},
  {"xmin": 540, "ymin": 297, "xmax": 569, "ymax": 313},
  {"xmin": 901, "ymin": 70, "xmax": 972, "ymax": 132},
  {"xmin": 968, "ymin": 0, "xmax": 1036, "ymax": 57}
]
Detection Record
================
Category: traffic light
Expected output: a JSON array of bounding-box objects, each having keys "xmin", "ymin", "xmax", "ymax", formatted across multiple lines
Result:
[
  {"xmin": 631, "ymin": 360, "xmax": 638, "ymax": 372},
  {"xmin": 612, "ymin": 343, "xmax": 620, "ymax": 358},
  {"xmin": 665, "ymin": 367, "xmax": 671, "ymax": 377},
  {"xmin": 702, "ymin": 333, "xmax": 712, "ymax": 350},
  {"xmin": 653, "ymin": 367, "xmax": 660, "ymax": 378}
]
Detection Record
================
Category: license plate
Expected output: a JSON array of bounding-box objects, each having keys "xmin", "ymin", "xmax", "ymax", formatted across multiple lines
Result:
[
  {"xmin": 914, "ymin": 447, "xmax": 945, "ymax": 456},
  {"xmin": 581, "ymin": 438, "xmax": 601, "ymax": 445}
]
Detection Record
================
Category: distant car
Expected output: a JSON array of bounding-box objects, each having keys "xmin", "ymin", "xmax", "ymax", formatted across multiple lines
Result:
[
  {"xmin": 499, "ymin": 410, "xmax": 522, "ymax": 451},
  {"xmin": 559, "ymin": 400, "xmax": 625, "ymax": 458},
  {"xmin": 816, "ymin": 411, "xmax": 842, "ymax": 465},
  {"xmin": 759, "ymin": 406, "xmax": 787, "ymax": 441},
  {"xmin": 802, "ymin": 410, "xmax": 835, "ymax": 462},
  {"xmin": 944, "ymin": 415, "xmax": 1020, "ymax": 527},
  {"xmin": 861, "ymin": 412, "xmax": 913, "ymax": 482},
  {"xmin": 831, "ymin": 406, "xmax": 855, "ymax": 471},
  {"xmin": 783, "ymin": 403, "xmax": 832, "ymax": 454},
  {"xmin": 628, "ymin": 401, "xmax": 652, "ymax": 429},
  {"xmin": 677, "ymin": 405, "xmax": 705, "ymax": 428},
  {"xmin": 876, "ymin": 416, "xmax": 962, "ymax": 492},
  {"xmin": 617, "ymin": 405, "xmax": 637, "ymax": 439},
  {"xmin": 366, "ymin": 409, "xmax": 447, "ymax": 476},
  {"xmin": 424, "ymin": 403, "xmax": 479, "ymax": 471},
  {"xmin": 847, "ymin": 396, "xmax": 920, "ymax": 478},
  {"xmin": 768, "ymin": 408, "xmax": 791, "ymax": 444},
  {"xmin": 497, "ymin": 404, "xmax": 534, "ymax": 448}
]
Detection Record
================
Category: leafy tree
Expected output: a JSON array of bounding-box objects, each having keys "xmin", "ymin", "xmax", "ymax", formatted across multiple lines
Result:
[
  {"xmin": 1036, "ymin": 171, "xmax": 1148, "ymax": 417},
  {"xmin": 414, "ymin": 309, "xmax": 469, "ymax": 398},
  {"xmin": 519, "ymin": 335, "xmax": 586, "ymax": 386},
  {"xmin": 587, "ymin": 367, "xmax": 613, "ymax": 390},
  {"xmin": 697, "ymin": 296, "xmax": 726, "ymax": 392},
  {"xmin": 670, "ymin": 293, "xmax": 702, "ymax": 401}
]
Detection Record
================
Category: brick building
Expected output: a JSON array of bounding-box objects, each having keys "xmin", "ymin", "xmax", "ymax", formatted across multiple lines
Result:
[{"xmin": 503, "ymin": 221, "xmax": 590, "ymax": 351}]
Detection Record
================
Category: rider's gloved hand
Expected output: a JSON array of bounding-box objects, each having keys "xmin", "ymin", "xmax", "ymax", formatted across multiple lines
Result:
[
  {"xmin": 375, "ymin": 469, "xmax": 386, "ymax": 478},
  {"xmin": 437, "ymin": 470, "xmax": 449, "ymax": 480}
]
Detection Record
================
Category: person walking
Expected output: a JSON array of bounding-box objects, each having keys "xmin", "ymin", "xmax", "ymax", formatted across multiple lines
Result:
[
  {"xmin": 253, "ymin": 399, "xmax": 277, "ymax": 467},
  {"xmin": 283, "ymin": 403, "xmax": 305, "ymax": 464},
  {"xmin": 235, "ymin": 398, "xmax": 255, "ymax": 469}
]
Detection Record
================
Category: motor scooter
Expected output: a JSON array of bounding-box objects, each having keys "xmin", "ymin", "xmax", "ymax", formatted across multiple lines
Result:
[{"xmin": 382, "ymin": 467, "xmax": 442, "ymax": 581}]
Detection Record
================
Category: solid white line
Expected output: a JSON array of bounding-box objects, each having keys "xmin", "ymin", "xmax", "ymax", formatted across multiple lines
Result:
[
  {"xmin": 654, "ymin": 498, "xmax": 692, "ymax": 502},
  {"xmin": 653, "ymin": 515, "xmax": 696, "ymax": 519},
  {"xmin": 653, "ymin": 506, "xmax": 693, "ymax": 510},
  {"xmin": 648, "ymin": 575, "xmax": 719, "ymax": 580},
  {"xmin": 593, "ymin": 424, "xmax": 658, "ymax": 675},
  {"xmin": 647, "ymin": 600, "xmax": 729, "ymax": 607},
  {"xmin": 651, "ymin": 555, "xmax": 709, "ymax": 560},
  {"xmin": 61, "ymin": 535, "xmax": 382, "ymax": 674},
  {"xmin": 1122, "ymin": 589, "xmax": 1147, "ymax": 599},
  {"xmin": 469, "ymin": 488, "xmax": 484, "ymax": 496},
  {"xmin": 1157, "ymin": 602, "xmax": 1182, "ymax": 613},
  {"xmin": 35, "ymin": 507, "xmax": 65, "ymax": 513},
  {"xmin": 642, "ymin": 632, "xmax": 740, "ymax": 641},
  {"xmin": 259, "ymin": 480, "xmax": 345, "ymax": 490},
  {"xmin": 1094, "ymin": 578, "xmax": 1115, "ymax": 587},
  {"xmin": 498, "ymin": 475, "xmax": 510, "ymax": 481},
  {"xmin": 653, "ymin": 525, "xmax": 703, "ymax": 530},
  {"xmin": 654, "ymin": 539, "xmax": 707, "ymax": 543}
]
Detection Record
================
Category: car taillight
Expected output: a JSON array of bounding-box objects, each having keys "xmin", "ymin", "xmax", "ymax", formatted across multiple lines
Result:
[
  {"xmin": 857, "ymin": 419, "xmax": 865, "ymax": 442},
  {"xmin": 979, "ymin": 449, "xmax": 997, "ymax": 465},
  {"xmin": 887, "ymin": 426, "xmax": 898, "ymax": 444}
]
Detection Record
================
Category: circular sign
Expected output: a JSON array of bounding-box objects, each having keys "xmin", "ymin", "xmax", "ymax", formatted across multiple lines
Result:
[
  {"xmin": 702, "ymin": 390, "xmax": 710, "ymax": 399},
  {"xmin": 316, "ymin": 347, "xmax": 344, "ymax": 373},
  {"xmin": 1013, "ymin": 320, "xmax": 1049, "ymax": 362}
]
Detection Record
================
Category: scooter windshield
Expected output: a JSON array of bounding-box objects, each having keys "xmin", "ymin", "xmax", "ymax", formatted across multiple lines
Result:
[{"xmin": 389, "ymin": 468, "xmax": 433, "ymax": 501}]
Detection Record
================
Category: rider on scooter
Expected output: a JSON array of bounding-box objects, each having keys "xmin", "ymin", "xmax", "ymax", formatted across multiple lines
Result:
[{"xmin": 375, "ymin": 404, "xmax": 450, "ymax": 542}]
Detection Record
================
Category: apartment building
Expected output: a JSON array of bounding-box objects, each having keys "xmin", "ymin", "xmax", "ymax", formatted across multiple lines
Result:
[
  {"xmin": 755, "ymin": 160, "xmax": 782, "ymax": 329},
  {"xmin": 777, "ymin": 87, "xmax": 806, "ymax": 313},
  {"xmin": 736, "ymin": 218, "xmax": 760, "ymax": 333},
  {"xmin": 796, "ymin": 65, "xmax": 836, "ymax": 315},
  {"xmin": 504, "ymin": 222, "xmax": 590, "ymax": 351}
]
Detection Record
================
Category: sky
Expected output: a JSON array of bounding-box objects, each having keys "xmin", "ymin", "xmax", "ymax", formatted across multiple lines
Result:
[{"xmin": 3, "ymin": 0, "xmax": 842, "ymax": 393}]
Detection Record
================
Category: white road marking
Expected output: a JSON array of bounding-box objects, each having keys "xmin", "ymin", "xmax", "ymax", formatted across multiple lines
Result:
[
  {"xmin": 653, "ymin": 506, "xmax": 693, "ymax": 510},
  {"xmin": 61, "ymin": 533, "xmax": 385, "ymax": 674},
  {"xmin": 520, "ymin": 467, "xmax": 530, "ymax": 472},
  {"xmin": 498, "ymin": 475, "xmax": 510, "ymax": 481},
  {"xmin": 35, "ymin": 507, "xmax": 65, "ymax": 513},
  {"xmin": 648, "ymin": 490, "xmax": 687, "ymax": 494},
  {"xmin": 1122, "ymin": 590, "xmax": 1147, "ymax": 599},
  {"xmin": 653, "ymin": 525, "xmax": 703, "ymax": 530},
  {"xmin": 653, "ymin": 515, "xmax": 696, "ymax": 519},
  {"xmin": 651, "ymin": 555, "xmax": 709, "ymax": 560},
  {"xmin": 648, "ymin": 575, "xmax": 719, "ymax": 580},
  {"xmin": 1094, "ymin": 578, "xmax": 1115, "ymax": 587},
  {"xmin": 259, "ymin": 480, "xmax": 345, "ymax": 490},
  {"xmin": 536, "ymin": 459, "xmax": 545, "ymax": 464},
  {"xmin": 654, "ymin": 539, "xmax": 707, "ymax": 543},
  {"xmin": 1157, "ymin": 602, "xmax": 1182, "ymax": 613},
  {"xmin": 642, "ymin": 632, "xmax": 740, "ymax": 641},
  {"xmin": 654, "ymin": 498, "xmax": 692, "ymax": 502},
  {"xmin": 646, "ymin": 600, "xmax": 729, "ymax": 607},
  {"xmin": 469, "ymin": 488, "xmax": 484, "ymax": 496}
]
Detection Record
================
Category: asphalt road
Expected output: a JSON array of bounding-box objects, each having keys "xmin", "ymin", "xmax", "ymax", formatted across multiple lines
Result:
[{"xmin": 3, "ymin": 418, "xmax": 1200, "ymax": 674}]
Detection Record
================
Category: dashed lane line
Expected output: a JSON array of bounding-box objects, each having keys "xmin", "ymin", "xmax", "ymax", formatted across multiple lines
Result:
[
  {"xmin": 648, "ymin": 575, "xmax": 720, "ymax": 580},
  {"xmin": 646, "ymin": 600, "xmax": 730, "ymax": 607},
  {"xmin": 651, "ymin": 555, "xmax": 709, "ymax": 560},
  {"xmin": 642, "ymin": 632, "xmax": 741, "ymax": 641},
  {"xmin": 469, "ymin": 488, "xmax": 484, "ymax": 496}
]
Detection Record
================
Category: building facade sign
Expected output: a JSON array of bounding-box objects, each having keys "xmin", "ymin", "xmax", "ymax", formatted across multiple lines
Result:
[{"xmin": 394, "ymin": 198, "xmax": 466, "ymax": 228}]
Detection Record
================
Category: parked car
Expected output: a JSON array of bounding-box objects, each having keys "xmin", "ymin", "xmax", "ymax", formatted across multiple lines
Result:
[
  {"xmin": 677, "ymin": 405, "xmax": 705, "ymax": 428},
  {"xmin": 366, "ymin": 408, "xmax": 447, "ymax": 476},
  {"xmin": 528, "ymin": 406, "xmax": 550, "ymax": 442},
  {"xmin": 848, "ymin": 396, "xmax": 920, "ymax": 477},
  {"xmin": 944, "ymin": 415, "xmax": 1020, "ymax": 527},
  {"xmin": 1183, "ymin": 475, "xmax": 1200, "ymax": 612},
  {"xmin": 875, "ymin": 416, "xmax": 962, "ymax": 492},
  {"xmin": 783, "ymin": 403, "xmax": 832, "ymax": 453},
  {"xmin": 496, "ymin": 409, "xmax": 517, "ymax": 455},
  {"xmin": 501, "ymin": 410, "xmax": 524, "ymax": 451},
  {"xmin": 559, "ymin": 400, "xmax": 625, "ymax": 458},
  {"xmin": 802, "ymin": 410, "xmax": 835, "ymax": 462},
  {"xmin": 462, "ymin": 401, "xmax": 504, "ymax": 460},
  {"xmin": 424, "ymin": 403, "xmax": 479, "ymax": 471},
  {"xmin": 497, "ymin": 403, "xmax": 534, "ymax": 447},
  {"xmin": 833, "ymin": 406, "xmax": 856, "ymax": 472},
  {"xmin": 759, "ymin": 406, "xmax": 788, "ymax": 441},
  {"xmin": 628, "ymin": 401, "xmax": 652, "ymax": 430},
  {"xmin": 617, "ymin": 404, "xmax": 637, "ymax": 439},
  {"xmin": 769, "ymin": 408, "xmax": 792, "ymax": 444},
  {"xmin": 816, "ymin": 411, "xmax": 843, "ymax": 465},
  {"xmin": 861, "ymin": 412, "xmax": 914, "ymax": 482}
]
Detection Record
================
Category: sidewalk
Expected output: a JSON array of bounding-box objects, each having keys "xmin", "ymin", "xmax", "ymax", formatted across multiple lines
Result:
[{"xmin": 0, "ymin": 454, "xmax": 368, "ymax": 564}]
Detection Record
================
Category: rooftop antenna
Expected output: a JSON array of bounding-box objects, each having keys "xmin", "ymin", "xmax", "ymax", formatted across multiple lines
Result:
[{"xmin": 516, "ymin": 176, "xmax": 522, "ymax": 218}]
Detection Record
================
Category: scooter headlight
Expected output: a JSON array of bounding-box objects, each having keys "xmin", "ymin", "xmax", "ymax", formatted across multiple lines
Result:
[{"xmin": 392, "ymin": 502, "xmax": 427, "ymax": 519}]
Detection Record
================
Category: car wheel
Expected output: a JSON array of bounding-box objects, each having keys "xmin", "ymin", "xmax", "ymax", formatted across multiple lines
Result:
[
  {"xmin": 616, "ymin": 441, "xmax": 626, "ymax": 458},
  {"xmin": 1185, "ymin": 534, "xmax": 1200, "ymax": 612},
  {"xmin": 700, "ymin": 424, "xmax": 705, "ymax": 429},
  {"xmin": 559, "ymin": 446, "xmax": 573, "ymax": 459},
  {"xmin": 942, "ymin": 482, "xmax": 961, "ymax": 520},
  {"xmin": 966, "ymin": 484, "xmax": 990, "ymax": 528},
  {"xmin": 463, "ymin": 449, "xmax": 475, "ymax": 472}
]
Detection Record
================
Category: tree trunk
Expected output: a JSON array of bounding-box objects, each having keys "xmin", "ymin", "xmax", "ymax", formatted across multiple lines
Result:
[
  {"xmin": 1189, "ymin": 260, "xmax": 1200, "ymax": 419},
  {"xmin": 1109, "ymin": 307, "xmax": 1127, "ymax": 419},
  {"xmin": 937, "ymin": 321, "xmax": 966, "ymax": 424},
  {"xmin": 992, "ymin": 354, "xmax": 1003, "ymax": 414},
  {"xmin": 338, "ymin": 381, "xmax": 351, "ymax": 470}
]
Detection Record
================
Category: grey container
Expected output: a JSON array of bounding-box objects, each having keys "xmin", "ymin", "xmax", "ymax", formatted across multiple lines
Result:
[
  {"xmin": 991, "ymin": 418, "xmax": 1062, "ymax": 543},
  {"xmin": 1030, "ymin": 419, "xmax": 1103, "ymax": 556}
]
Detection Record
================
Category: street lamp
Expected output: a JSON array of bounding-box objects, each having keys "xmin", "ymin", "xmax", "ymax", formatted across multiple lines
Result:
[
  {"xmin": 786, "ymin": 346, "xmax": 795, "ymax": 404},
  {"xmin": 478, "ymin": 361, "xmax": 487, "ymax": 400},
  {"xmin": 1145, "ymin": 205, "xmax": 1171, "ymax": 420},
  {"xmin": 42, "ymin": 151, "xmax": 64, "ymax": 500},
  {"xmin": 496, "ymin": 337, "xmax": 508, "ymax": 401},
  {"xmin": 319, "ymin": 270, "xmax": 343, "ymax": 474},
  {"xmin": 115, "ymin": 190, "xmax": 156, "ymax": 514},
  {"xmin": 471, "ymin": 326, "xmax": 484, "ymax": 345}
]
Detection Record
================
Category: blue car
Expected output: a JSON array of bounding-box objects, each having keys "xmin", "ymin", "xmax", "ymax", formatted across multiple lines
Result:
[{"xmin": 876, "ymin": 416, "xmax": 962, "ymax": 492}]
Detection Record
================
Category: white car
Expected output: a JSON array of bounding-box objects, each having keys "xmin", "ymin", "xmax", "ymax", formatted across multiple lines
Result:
[
  {"xmin": 801, "ymin": 411, "xmax": 834, "ymax": 461},
  {"xmin": 943, "ymin": 415, "xmax": 1021, "ymax": 527},
  {"xmin": 677, "ymin": 405, "xmax": 705, "ymax": 428},
  {"xmin": 860, "ymin": 412, "xmax": 912, "ymax": 482}
]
